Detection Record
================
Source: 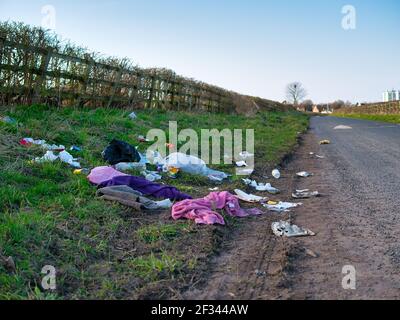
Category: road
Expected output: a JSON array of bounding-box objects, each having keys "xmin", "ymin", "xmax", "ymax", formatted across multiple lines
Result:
[
  {"xmin": 183, "ymin": 116, "xmax": 400, "ymax": 300},
  {"xmin": 285, "ymin": 116, "xmax": 400, "ymax": 299}
]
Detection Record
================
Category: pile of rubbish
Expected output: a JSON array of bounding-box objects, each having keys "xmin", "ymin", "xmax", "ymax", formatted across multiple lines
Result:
[{"xmin": 8, "ymin": 110, "xmax": 326, "ymax": 239}]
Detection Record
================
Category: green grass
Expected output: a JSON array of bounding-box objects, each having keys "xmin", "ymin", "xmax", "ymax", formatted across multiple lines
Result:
[
  {"xmin": 334, "ymin": 113, "xmax": 400, "ymax": 124},
  {"xmin": 0, "ymin": 104, "xmax": 308, "ymax": 299}
]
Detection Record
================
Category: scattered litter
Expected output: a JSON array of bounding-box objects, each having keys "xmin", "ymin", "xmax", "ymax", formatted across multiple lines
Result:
[
  {"xmin": 167, "ymin": 166, "xmax": 180, "ymax": 179},
  {"xmin": 20, "ymin": 138, "xmax": 65, "ymax": 151},
  {"xmin": 297, "ymin": 171, "xmax": 313, "ymax": 178},
  {"xmin": 142, "ymin": 170, "xmax": 162, "ymax": 182},
  {"xmin": 238, "ymin": 151, "xmax": 254, "ymax": 159},
  {"xmin": 115, "ymin": 162, "xmax": 146, "ymax": 172},
  {"xmin": 319, "ymin": 140, "xmax": 331, "ymax": 145},
  {"xmin": 1, "ymin": 116, "xmax": 17, "ymax": 124},
  {"xmin": 263, "ymin": 201, "xmax": 303, "ymax": 213},
  {"xmin": 97, "ymin": 185, "xmax": 172, "ymax": 210},
  {"xmin": 292, "ymin": 190, "xmax": 320, "ymax": 199},
  {"xmin": 102, "ymin": 139, "xmax": 141, "ymax": 165},
  {"xmin": 236, "ymin": 168, "xmax": 254, "ymax": 175},
  {"xmin": 334, "ymin": 125, "xmax": 352, "ymax": 130},
  {"xmin": 209, "ymin": 187, "xmax": 219, "ymax": 191},
  {"xmin": 128, "ymin": 112, "xmax": 137, "ymax": 119},
  {"xmin": 34, "ymin": 150, "xmax": 81, "ymax": 168},
  {"xmin": 235, "ymin": 161, "xmax": 248, "ymax": 167},
  {"xmin": 73, "ymin": 168, "xmax": 90, "ymax": 175},
  {"xmin": 234, "ymin": 189, "xmax": 268, "ymax": 203},
  {"xmin": 172, "ymin": 191, "xmax": 263, "ymax": 225},
  {"xmin": 138, "ymin": 135, "xmax": 150, "ymax": 143},
  {"xmin": 59, "ymin": 151, "xmax": 81, "ymax": 168},
  {"xmin": 315, "ymin": 155, "xmax": 325, "ymax": 159},
  {"xmin": 159, "ymin": 152, "xmax": 228, "ymax": 182},
  {"xmin": 272, "ymin": 221, "xmax": 315, "ymax": 237},
  {"xmin": 255, "ymin": 269, "xmax": 266, "ymax": 277},
  {"xmin": 309, "ymin": 152, "xmax": 314, "ymax": 155},
  {"xmin": 242, "ymin": 179, "xmax": 280, "ymax": 194},
  {"xmin": 93, "ymin": 170, "xmax": 192, "ymax": 201},
  {"xmin": 272, "ymin": 169, "xmax": 281, "ymax": 179},
  {"xmin": 70, "ymin": 145, "xmax": 82, "ymax": 152},
  {"xmin": 34, "ymin": 151, "xmax": 58, "ymax": 163},
  {"xmin": 305, "ymin": 248, "xmax": 318, "ymax": 258}
]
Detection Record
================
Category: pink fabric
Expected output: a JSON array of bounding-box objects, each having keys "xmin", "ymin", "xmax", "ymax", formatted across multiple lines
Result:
[
  {"xmin": 88, "ymin": 166, "xmax": 127, "ymax": 185},
  {"xmin": 171, "ymin": 191, "xmax": 263, "ymax": 225}
]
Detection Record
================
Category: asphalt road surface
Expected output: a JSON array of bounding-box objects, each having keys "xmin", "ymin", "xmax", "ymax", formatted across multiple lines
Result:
[{"xmin": 286, "ymin": 116, "xmax": 400, "ymax": 299}]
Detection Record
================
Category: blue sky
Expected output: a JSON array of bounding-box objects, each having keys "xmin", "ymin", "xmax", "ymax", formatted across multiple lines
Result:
[{"xmin": 1, "ymin": 0, "xmax": 399, "ymax": 103}]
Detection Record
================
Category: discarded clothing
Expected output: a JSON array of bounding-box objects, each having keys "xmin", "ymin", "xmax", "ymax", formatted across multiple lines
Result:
[
  {"xmin": 292, "ymin": 190, "xmax": 320, "ymax": 199},
  {"xmin": 88, "ymin": 166, "xmax": 128, "ymax": 185},
  {"xmin": 97, "ymin": 185, "xmax": 172, "ymax": 210},
  {"xmin": 263, "ymin": 201, "xmax": 302, "ymax": 213},
  {"xmin": 296, "ymin": 171, "xmax": 313, "ymax": 178},
  {"xmin": 242, "ymin": 179, "xmax": 280, "ymax": 194},
  {"xmin": 98, "ymin": 175, "xmax": 192, "ymax": 201},
  {"xmin": 272, "ymin": 221, "xmax": 315, "ymax": 237},
  {"xmin": 172, "ymin": 191, "xmax": 263, "ymax": 225},
  {"xmin": 102, "ymin": 139, "xmax": 140, "ymax": 165},
  {"xmin": 234, "ymin": 189, "xmax": 268, "ymax": 203}
]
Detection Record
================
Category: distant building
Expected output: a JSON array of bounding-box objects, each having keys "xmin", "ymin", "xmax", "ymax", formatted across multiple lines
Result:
[{"xmin": 383, "ymin": 89, "xmax": 400, "ymax": 102}]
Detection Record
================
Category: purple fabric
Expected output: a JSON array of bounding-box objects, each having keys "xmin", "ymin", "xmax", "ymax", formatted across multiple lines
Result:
[{"xmin": 98, "ymin": 175, "xmax": 192, "ymax": 201}]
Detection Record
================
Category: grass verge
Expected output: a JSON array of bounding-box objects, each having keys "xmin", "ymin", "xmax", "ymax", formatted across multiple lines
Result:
[
  {"xmin": 0, "ymin": 104, "xmax": 308, "ymax": 299},
  {"xmin": 334, "ymin": 113, "xmax": 400, "ymax": 124}
]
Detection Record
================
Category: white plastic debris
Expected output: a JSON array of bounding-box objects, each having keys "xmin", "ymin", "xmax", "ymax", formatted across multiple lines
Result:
[
  {"xmin": 292, "ymin": 190, "xmax": 320, "ymax": 199},
  {"xmin": 142, "ymin": 170, "xmax": 162, "ymax": 182},
  {"xmin": 263, "ymin": 201, "xmax": 303, "ymax": 213},
  {"xmin": 238, "ymin": 151, "xmax": 254, "ymax": 159},
  {"xmin": 236, "ymin": 161, "xmax": 248, "ymax": 167},
  {"xmin": 242, "ymin": 179, "xmax": 280, "ymax": 194},
  {"xmin": 297, "ymin": 171, "xmax": 313, "ymax": 178},
  {"xmin": 234, "ymin": 189, "xmax": 268, "ymax": 203},
  {"xmin": 272, "ymin": 221, "xmax": 315, "ymax": 237},
  {"xmin": 59, "ymin": 151, "xmax": 81, "ymax": 168},
  {"xmin": 34, "ymin": 151, "xmax": 58, "ymax": 163},
  {"xmin": 153, "ymin": 199, "xmax": 172, "ymax": 209},
  {"xmin": 128, "ymin": 112, "xmax": 137, "ymax": 119},
  {"xmin": 315, "ymin": 155, "xmax": 325, "ymax": 159},
  {"xmin": 209, "ymin": 187, "xmax": 220, "ymax": 191},
  {"xmin": 162, "ymin": 152, "xmax": 228, "ymax": 181},
  {"xmin": 272, "ymin": 169, "xmax": 281, "ymax": 179}
]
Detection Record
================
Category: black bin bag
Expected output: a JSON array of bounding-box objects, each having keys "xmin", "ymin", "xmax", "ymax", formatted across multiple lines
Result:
[{"xmin": 102, "ymin": 139, "xmax": 141, "ymax": 165}]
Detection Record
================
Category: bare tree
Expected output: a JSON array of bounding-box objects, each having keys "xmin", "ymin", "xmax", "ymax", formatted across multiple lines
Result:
[{"xmin": 286, "ymin": 82, "xmax": 307, "ymax": 105}]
